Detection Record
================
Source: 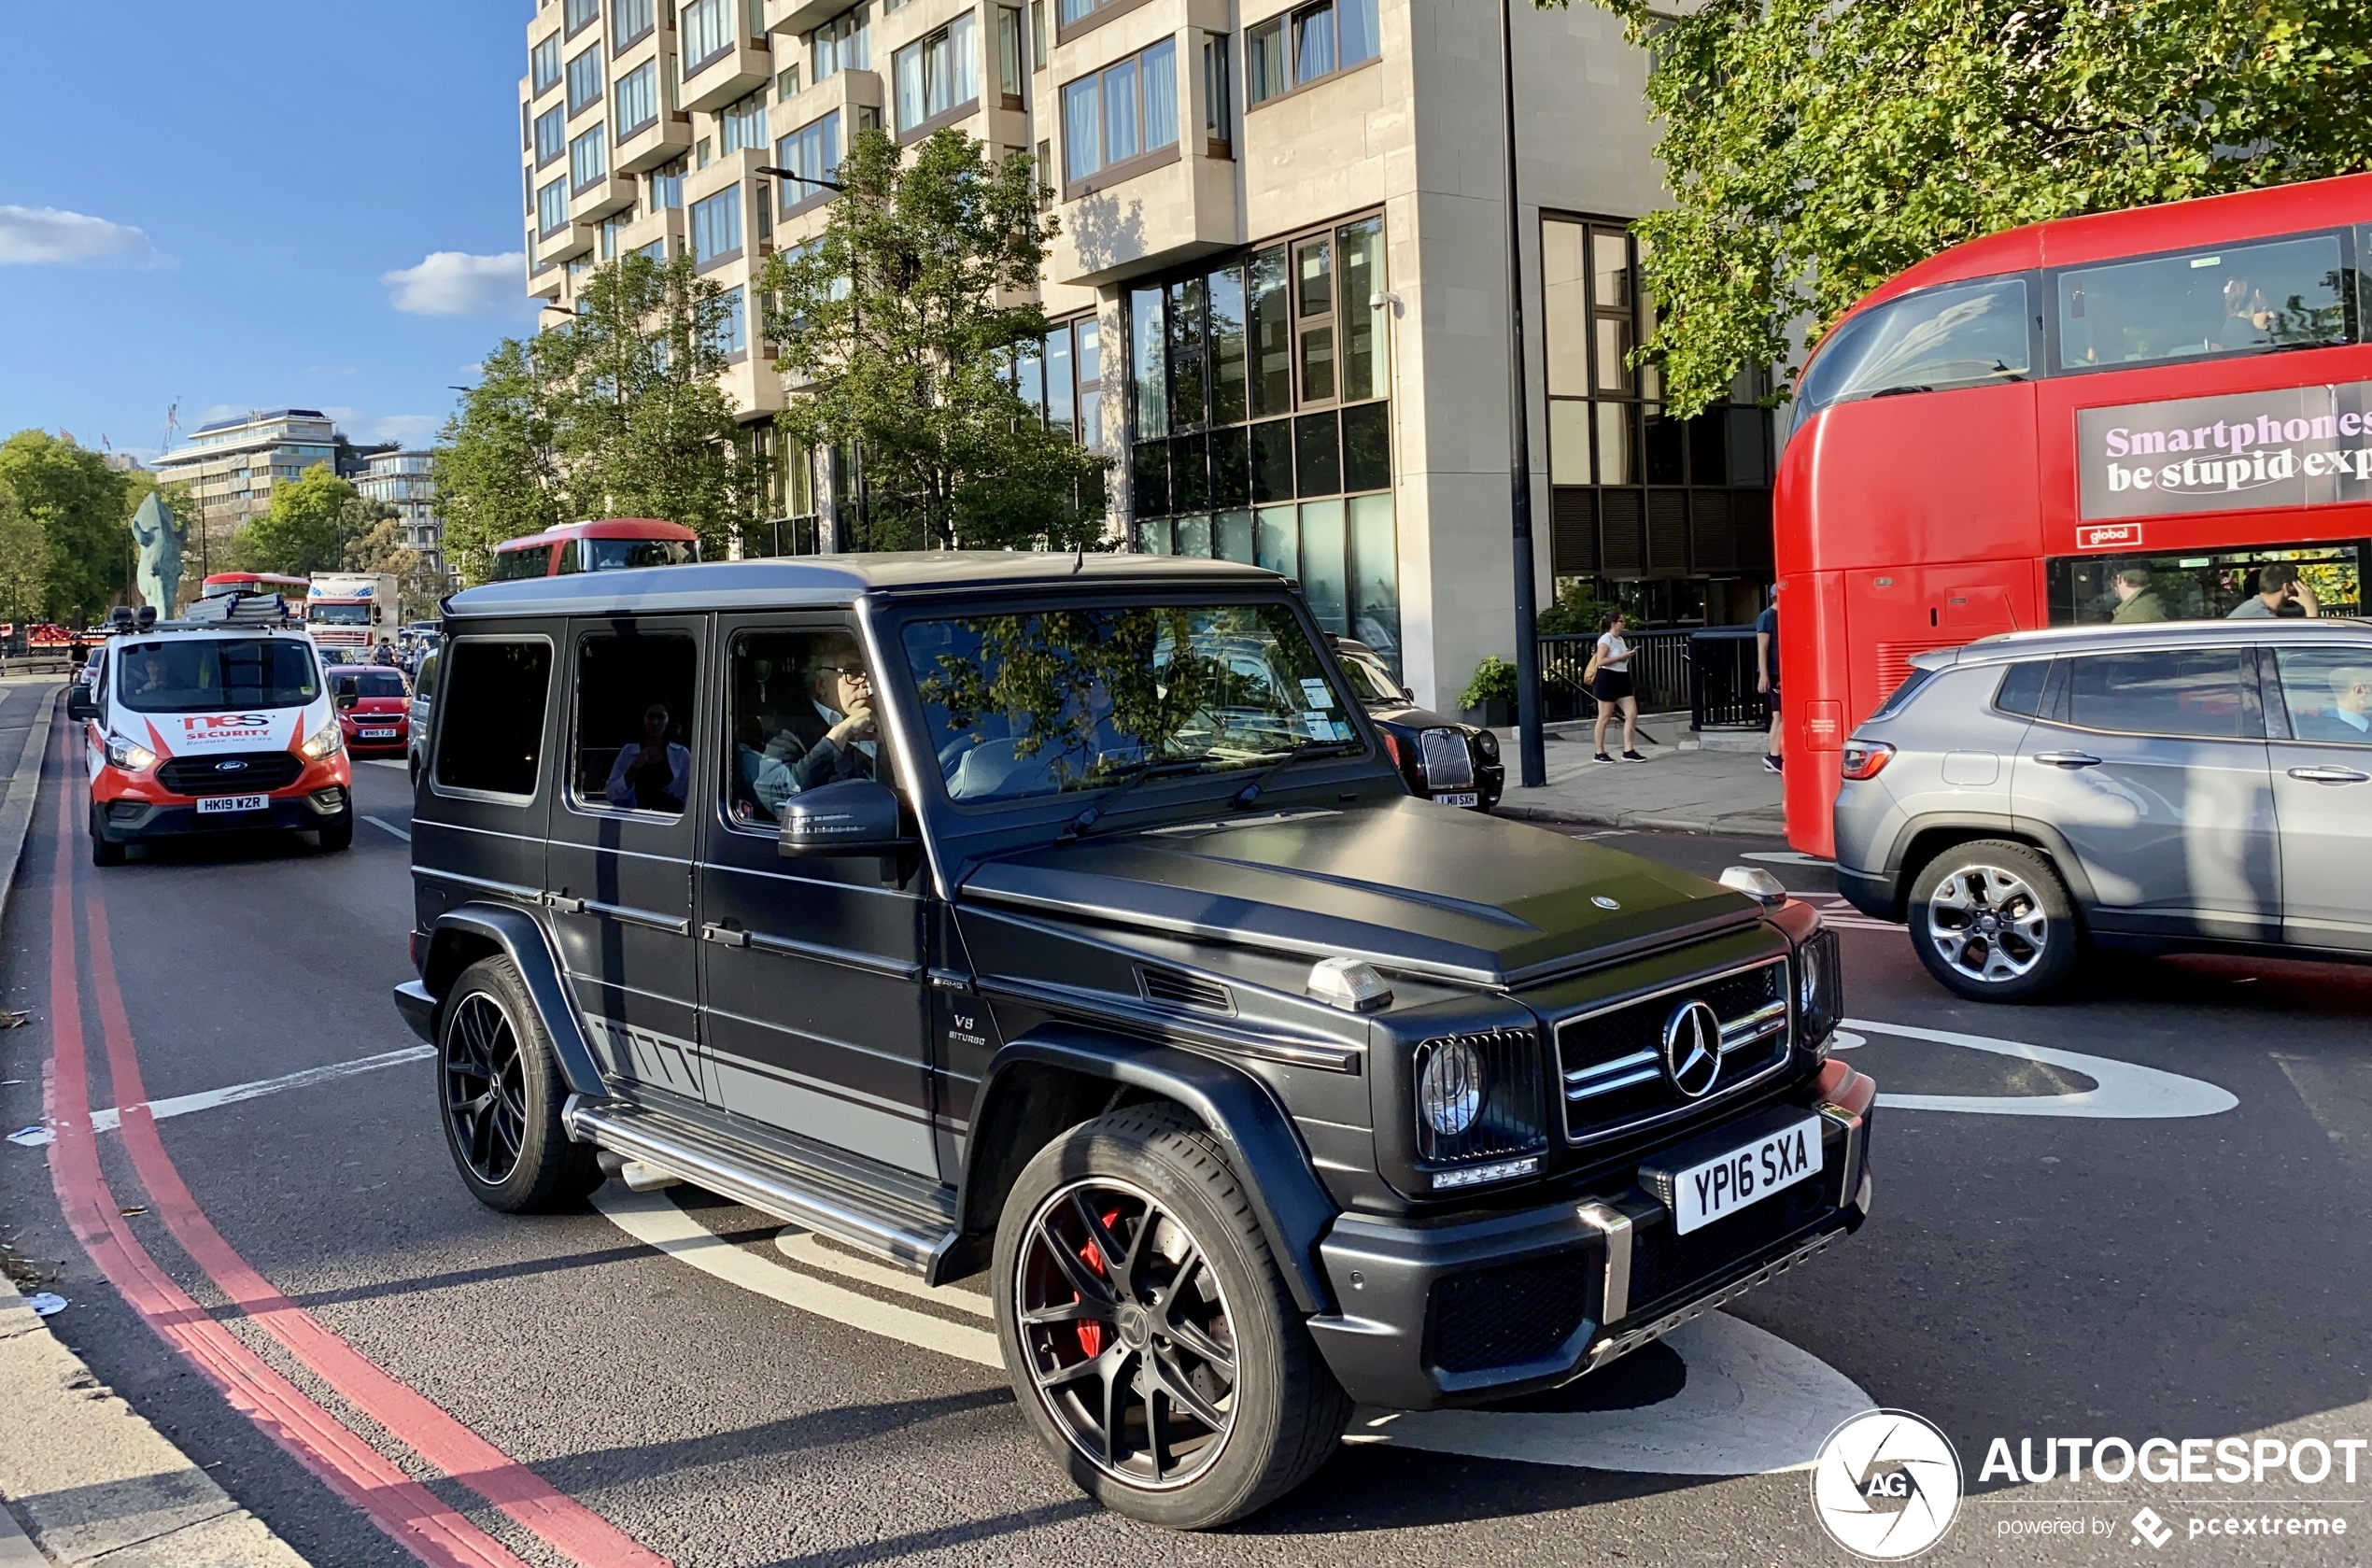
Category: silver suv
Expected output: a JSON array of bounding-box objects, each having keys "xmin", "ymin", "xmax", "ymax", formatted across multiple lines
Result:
[{"xmin": 1834, "ymin": 619, "xmax": 2372, "ymax": 1001}]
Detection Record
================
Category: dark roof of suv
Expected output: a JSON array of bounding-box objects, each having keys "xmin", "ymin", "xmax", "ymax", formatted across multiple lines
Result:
[{"xmin": 445, "ymin": 552, "xmax": 1280, "ymax": 619}]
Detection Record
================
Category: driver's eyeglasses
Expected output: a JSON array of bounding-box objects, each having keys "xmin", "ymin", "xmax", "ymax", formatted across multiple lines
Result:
[{"xmin": 828, "ymin": 666, "xmax": 871, "ymax": 682}]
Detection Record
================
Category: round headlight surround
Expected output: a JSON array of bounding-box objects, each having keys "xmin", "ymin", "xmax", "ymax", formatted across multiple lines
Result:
[
  {"xmin": 1474, "ymin": 728, "xmax": 1500, "ymax": 759},
  {"xmin": 1418, "ymin": 1038, "xmax": 1485, "ymax": 1140}
]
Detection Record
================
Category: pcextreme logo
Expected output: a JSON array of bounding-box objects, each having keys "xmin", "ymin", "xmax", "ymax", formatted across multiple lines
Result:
[{"xmin": 1811, "ymin": 1409, "xmax": 1965, "ymax": 1560}]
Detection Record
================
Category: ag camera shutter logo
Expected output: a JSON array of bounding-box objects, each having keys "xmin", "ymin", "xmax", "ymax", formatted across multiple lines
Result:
[{"xmin": 1810, "ymin": 1409, "xmax": 1964, "ymax": 1560}]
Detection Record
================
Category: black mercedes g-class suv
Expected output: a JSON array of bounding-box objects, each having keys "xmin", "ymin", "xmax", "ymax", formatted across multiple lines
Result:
[{"xmin": 393, "ymin": 553, "xmax": 1873, "ymax": 1529}]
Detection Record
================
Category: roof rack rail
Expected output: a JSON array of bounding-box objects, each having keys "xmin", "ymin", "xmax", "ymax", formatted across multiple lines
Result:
[{"xmin": 147, "ymin": 591, "xmax": 306, "ymax": 631}]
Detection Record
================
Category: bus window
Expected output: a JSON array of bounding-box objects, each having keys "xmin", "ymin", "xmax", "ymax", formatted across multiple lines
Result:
[
  {"xmin": 2055, "ymin": 233, "xmax": 2347, "ymax": 371},
  {"xmin": 2047, "ymin": 543, "xmax": 2363, "ymax": 625},
  {"xmin": 1792, "ymin": 275, "xmax": 2030, "ymax": 428},
  {"xmin": 586, "ymin": 538, "xmax": 699, "ymax": 571},
  {"xmin": 490, "ymin": 545, "xmax": 553, "ymax": 581}
]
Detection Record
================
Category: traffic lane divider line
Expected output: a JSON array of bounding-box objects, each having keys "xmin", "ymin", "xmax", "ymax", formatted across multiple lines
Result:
[
  {"xmin": 77, "ymin": 852, "xmax": 676, "ymax": 1568},
  {"xmin": 35, "ymin": 719, "xmax": 534, "ymax": 1568},
  {"xmin": 364, "ymin": 815, "xmax": 411, "ymax": 842},
  {"xmin": 80, "ymin": 1045, "xmax": 435, "ymax": 1134}
]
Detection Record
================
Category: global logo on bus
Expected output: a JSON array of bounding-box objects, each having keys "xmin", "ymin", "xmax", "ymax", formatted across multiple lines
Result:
[{"xmin": 2078, "ymin": 381, "xmax": 2372, "ymax": 520}]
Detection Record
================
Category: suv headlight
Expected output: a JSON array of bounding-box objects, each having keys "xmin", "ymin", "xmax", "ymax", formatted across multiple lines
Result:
[
  {"xmin": 299, "ymin": 715, "xmax": 344, "ymax": 761},
  {"xmin": 1798, "ymin": 927, "xmax": 1843, "ymax": 1047},
  {"xmin": 1411, "ymin": 1030, "xmax": 1547, "ymax": 1181},
  {"xmin": 104, "ymin": 733, "xmax": 158, "ymax": 772},
  {"xmin": 1419, "ymin": 1039, "xmax": 1483, "ymax": 1138}
]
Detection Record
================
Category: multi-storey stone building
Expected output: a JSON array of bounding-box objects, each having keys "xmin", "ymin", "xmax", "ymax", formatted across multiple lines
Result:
[
  {"xmin": 519, "ymin": 0, "xmax": 1775, "ymax": 708},
  {"xmin": 355, "ymin": 450, "xmax": 457, "ymax": 596}
]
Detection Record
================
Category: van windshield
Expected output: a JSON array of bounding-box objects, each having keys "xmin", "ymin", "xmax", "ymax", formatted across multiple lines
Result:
[
  {"xmin": 901, "ymin": 601, "xmax": 1362, "ymax": 803},
  {"xmin": 115, "ymin": 638, "xmax": 320, "ymax": 713}
]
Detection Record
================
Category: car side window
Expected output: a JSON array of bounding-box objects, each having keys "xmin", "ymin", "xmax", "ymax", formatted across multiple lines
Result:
[
  {"xmin": 571, "ymin": 632, "xmax": 699, "ymax": 815},
  {"xmin": 723, "ymin": 628, "xmax": 880, "ymax": 829},
  {"xmin": 2066, "ymin": 649, "xmax": 2255, "ymax": 740},
  {"xmin": 1993, "ymin": 660, "xmax": 2051, "ymax": 717},
  {"xmin": 435, "ymin": 640, "xmax": 553, "ymax": 796},
  {"xmin": 2272, "ymin": 647, "xmax": 2372, "ymax": 747}
]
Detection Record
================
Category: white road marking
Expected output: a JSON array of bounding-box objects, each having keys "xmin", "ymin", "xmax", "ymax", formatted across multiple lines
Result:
[
  {"xmin": 362, "ymin": 815, "xmax": 411, "ymax": 842},
  {"xmin": 775, "ymin": 1227, "xmax": 994, "ymax": 1318},
  {"xmin": 1741, "ymin": 850, "xmax": 1829, "ymax": 866},
  {"xmin": 362, "ymin": 758, "xmax": 408, "ymax": 770},
  {"xmin": 82, "ymin": 1046, "xmax": 433, "ymax": 1135},
  {"xmin": 592, "ymin": 1186, "xmax": 1002, "ymax": 1367},
  {"xmin": 1347, "ymin": 1311, "xmax": 1873, "ymax": 1476},
  {"xmin": 1850, "ymin": 1017, "xmax": 2238, "ymax": 1119}
]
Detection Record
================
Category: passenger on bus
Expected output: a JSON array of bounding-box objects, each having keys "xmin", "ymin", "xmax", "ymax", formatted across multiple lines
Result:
[
  {"xmin": 2110, "ymin": 566, "xmax": 2170, "ymax": 624},
  {"xmin": 2226, "ymin": 564, "xmax": 2321, "ymax": 619}
]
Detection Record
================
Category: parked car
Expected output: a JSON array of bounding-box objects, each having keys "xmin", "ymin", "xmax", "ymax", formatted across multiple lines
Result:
[
  {"xmin": 394, "ymin": 555, "xmax": 1870, "ymax": 1529},
  {"xmin": 1834, "ymin": 618, "xmax": 2372, "ymax": 1002},
  {"xmin": 1329, "ymin": 636, "xmax": 1505, "ymax": 811},
  {"xmin": 327, "ymin": 666, "xmax": 411, "ymax": 757},
  {"xmin": 406, "ymin": 646, "xmax": 438, "ymax": 787}
]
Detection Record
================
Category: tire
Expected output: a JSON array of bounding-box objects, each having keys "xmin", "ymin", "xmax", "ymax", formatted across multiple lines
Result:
[
  {"xmin": 1907, "ymin": 839, "xmax": 2079, "ymax": 1003},
  {"xmin": 992, "ymin": 1107, "xmax": 1351, "ymax": 1530},
  {"xmin": 435, "ymin": 958, "xmax": 601, "ymax": 1212},
  {"xmin": 316, "ymin": 812, "xmax": 354, "ymax": 852},
  {"xmin": 89, "ymin": 803, "xmax": 125, "ymax": 867}
]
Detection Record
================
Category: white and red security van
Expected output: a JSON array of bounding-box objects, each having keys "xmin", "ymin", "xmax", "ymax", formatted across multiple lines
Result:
[{"xmin": 70, "ymin": 599, "xmax": 355, "ymax": 865}]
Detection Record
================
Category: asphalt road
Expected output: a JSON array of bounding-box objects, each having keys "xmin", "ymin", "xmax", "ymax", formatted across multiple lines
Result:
[{"xmin": 5, "ymin": 727, "xmax": 2371, "ymax": 1567}]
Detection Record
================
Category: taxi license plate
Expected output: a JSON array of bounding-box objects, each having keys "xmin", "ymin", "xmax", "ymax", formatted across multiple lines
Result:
[
  {"xmin": 1434, "ymin": 791, "xmax": 1479, "ymax": 807},
  {"xmin": 1665, "ymin": 1115, "xmax": 1823, "ymax": 1235},
  {"xmin": 196, "ymin": 794, "xmax": 269, "ymax": 815},
  {"xmin": 360, "ymin": 727, "xmax": 397, "ymax": 739}
]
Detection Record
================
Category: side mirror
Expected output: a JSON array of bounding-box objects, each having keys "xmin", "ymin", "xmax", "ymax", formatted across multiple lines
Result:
[
  {"xmin": 66, "ymin": 691, "xmax": 98, "ymax": 723},
  {"xmin": 336, "ymin": 692, "xmax": 359, "ymax": 711},
  {"xmin": 778, "ymin": 778, "xmax": 914, "ymax": 857},
  {"xmin": 1400, "ymin": 685, "xmax": 1415, "ymax": 702}
]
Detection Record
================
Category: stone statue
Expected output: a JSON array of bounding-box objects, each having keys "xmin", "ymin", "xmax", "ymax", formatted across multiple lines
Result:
[{"xmin": 130, "ymin": 491, "xmax": 187, "ymax": 614}]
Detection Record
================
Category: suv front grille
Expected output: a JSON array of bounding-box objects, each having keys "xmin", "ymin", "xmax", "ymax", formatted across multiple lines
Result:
[
  {"xmin": 1427, "ymin": 1250, "xmax": 1592, "ymax": 1374},
  {"xmin": 159, "ymin": 751, "xmax": 304, "ymax": 796},
  {"xmin": 1553, "ymin": 957, "xmax": 1790, "ymax": 1145}
]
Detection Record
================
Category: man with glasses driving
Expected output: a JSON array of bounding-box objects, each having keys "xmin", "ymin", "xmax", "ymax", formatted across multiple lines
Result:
[{"xmin": 779, "ymin": 632, "xmax": 879, "ymax": 792}]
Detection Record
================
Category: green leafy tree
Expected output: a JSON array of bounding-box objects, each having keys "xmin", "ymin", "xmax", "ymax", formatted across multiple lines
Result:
[
  {"xmin": 234, "ymin": 463, "xmax": 361, "ymax": 577},
  {"xmin": 0, "ymin": 480, "xmax": 52, "ymax": 628},
  {"xmin": 0, "ymin": 431, "xmax": 132, "ymax": 625},
  {"xmin": 436, "ymin": 252, "xmax": 750, "ymax": 582},
  {"xmin": 758, "ymin": 127, "xmax": 1108, "ymax": 552},
  {"xmin": 1581, "ymin": 0, "xmax": 2372, "ymax": 416},
  {"xmin": 340, "ymin": 504, "xmax": 439, "ymax": 623}
]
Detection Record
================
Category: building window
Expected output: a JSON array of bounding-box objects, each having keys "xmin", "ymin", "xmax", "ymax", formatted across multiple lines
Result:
[
  {"xmin": 1248, "ymin": 0, "xmax": 1376, "ymax": 104},
  {"xmin": 811, "ymin": 7, "xmax": 870, "ymax": 81},
  {"xmin": 778, "ymin": 64, "xmax": 801, "ymax": 99},
  {"xmin": 721, "ymin": 89, "xmax": 768, "ymax": 152},
  {"xmin": 1203, "ymin": 33, "xmax": 1231, "ymax": 153},
  {"xmin": 691, "ymin": 184, "xmax": 743, "ymax": 264},
  {"xmin": 613, "ymin": 0, "xmax": 656, "ymax": 47},
  {"xmin": 1011, "ymin": 315, "xmax": 1108, "ymax": 517},
  {"xmin": 683, "ymin": 0, "xmax": 733, "ymax": 70},
  {"xmin": 1031, "ymin": 0, "xmax": 1048, "ymax": 67},
  {"xmin": 996, "ymin": 7, "xmax": 1025, "ymax": 103},
  {"xmin": 775, "ymin": 114, "xmax": 841, "ymax": 213},
  {"xmin": 1125, "ymin": 213, "xmax": 1396, "ymax": 660},
  {"xmin": 1055, "ymin": 0, "xmax": 1135, "ymax": 35},
  {"xmin": 713, "ymin": 286, "xmax": 748, "ymax": 356},
  {"xmin": 1059, "ymin": 38, "xmax": 1177, "ymax": 185},
  {"xmin": 650, "ymin": 157, "xmax": 686, "ymax": 209},
  {"xmin": 566, "ymin": 0, "xmax": 602, "ymax": 35},
  {"xmin": 532, "ymin": 32, "xmax": 565, "ymax": 95},
  {"xmin": 537, "ymin": 176, "xmax": 572, "ymax": 235},
  {"xmin": 535, "ymin": 104, "xmax": 569, "ymax": 165},
  {"xmin": 571, "ymin": 125, "xmax": 610, "ymax": 191},
  {"xmin": 615, "ymin": 60, "xmax": 660, "ymax": 137},
  {"xmin": 893, "ymin": 13, "xmax": 979, "ymax": 135},
  {"xmin": 568, "ymin": 44, "xmax": 605, "ymax": 116},
  {"xmin": 1540, "ymin": 215, "xmax": 1774, "ymax": 621}
]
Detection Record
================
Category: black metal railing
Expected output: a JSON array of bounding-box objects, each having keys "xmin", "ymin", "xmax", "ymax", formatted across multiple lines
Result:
[
  {"xmin": 1534, "ymin": 627, "xmax": 1770, "ymax": 729},
  {"xmin": 1689, "ymin": 627, "xmax": 1771, "ymax": 730}
]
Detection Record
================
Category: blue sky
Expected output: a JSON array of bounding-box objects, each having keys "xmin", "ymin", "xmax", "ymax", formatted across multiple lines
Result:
[{"xmin": 0, "ymin": 2, "xmax": 539, "ymax": 462}]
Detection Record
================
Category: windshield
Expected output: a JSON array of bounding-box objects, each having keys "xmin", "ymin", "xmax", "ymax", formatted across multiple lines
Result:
[
  {"xmin": 308, "ymin": 603, "xmax": 372, "ymax": 626},
  {"xmin": 586, "ymin": 539, "xmax": 697, "ymax": 571},
  {"xmin": 1335, "ymin": 648, "xmax": 1404, "ymax": 706},
  {"xmin": 901, "ymin": 602, "xmax": 1362, "ymax": 804},
  {"xmin": 333, "ymin": 671, "xmax": 408, "ymax": 699},
  {"xmin": 115, "ymin": 638, "xmax": 318, "ymax": 713}
]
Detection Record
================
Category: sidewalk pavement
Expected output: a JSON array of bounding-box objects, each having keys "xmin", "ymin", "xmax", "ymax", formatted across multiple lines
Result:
[
  {"xmin": 0, "ymin": 685, "xmax": 311, "ymax": 1566},
  {"xmin": 1493, "ymin": 717, "xmax": 1789, "ymax": 839}
]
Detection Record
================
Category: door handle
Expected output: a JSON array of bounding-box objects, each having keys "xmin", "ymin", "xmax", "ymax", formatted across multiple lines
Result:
[
  {"xmin": 2287, "ymin": 765, "xmax": 2372, "ymax": 784},
  {"xmin": 700, "ymin": 921, "xmax": 750, "ymax": 948},
  {"xmin": 2033, "ymin": 751, "xmax": 2103, "ymax": 768}
]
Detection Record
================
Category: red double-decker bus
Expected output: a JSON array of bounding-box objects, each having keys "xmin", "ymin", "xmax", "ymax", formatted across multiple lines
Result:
[
  {"xmin": 1775, "ymin": 171, "xmax": 2372, "ymax": 855},
  {"xmin": 487, "ymin": 518, "xmax": 700, "ymax": 581}
]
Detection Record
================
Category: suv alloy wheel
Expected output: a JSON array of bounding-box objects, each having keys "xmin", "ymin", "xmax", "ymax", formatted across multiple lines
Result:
[
  {"xmin": 436, "ymin": 958, "xmax": 602, "ymax": 1211},
  {"xmin": 1907, "ymin": 839, "xmax": 2079, "ymax": 1002},
  {"xmin": 992, "ymin": 1108, "xmax": 1350, "ymax": 1529}
]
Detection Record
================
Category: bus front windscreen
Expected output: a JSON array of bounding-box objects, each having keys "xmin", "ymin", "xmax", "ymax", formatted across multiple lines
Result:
[{"xmin": 586, "ymin": 539, "xmax": 697, "ymax": 571}]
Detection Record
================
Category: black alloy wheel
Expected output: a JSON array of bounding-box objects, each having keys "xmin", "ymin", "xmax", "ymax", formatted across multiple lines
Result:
[
  {"xmin": 443, "ymin": 991, "xmax": 529, "ymax": 1186},
  {"xmin": 1015, "ymin": 1176, "xmax": 1241, "ymax": 1491},
  {"xmin": 435, "ymin": 958, "xmax": 602, "ymax": 1211}
]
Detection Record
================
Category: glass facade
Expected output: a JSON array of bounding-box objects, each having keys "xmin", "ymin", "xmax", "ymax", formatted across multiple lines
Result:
[
  {"xmin": 1013, "ymin": 313, "xmax": 1108, "ymax": 518},
  {"xmin": 1542, "ymin": 216, "xmax": 1775, "ymax": 628},
  {"xmin": 1126, "ymin": 213, "xmax": 1398, "ymax": 667}
]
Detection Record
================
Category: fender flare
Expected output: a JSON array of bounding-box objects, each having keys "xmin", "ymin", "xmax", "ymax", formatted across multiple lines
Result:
[
  {"xmin": 958, "ymin": 1024, "xmax": 1339, "ymax": 1315},
  {"xmin": 1885, "ymin": 812, "xmax": 2101, "ymax": 915},
  {"xmin": 426, "ymin": 903, "xmax": 605, "ymax": 1096}
]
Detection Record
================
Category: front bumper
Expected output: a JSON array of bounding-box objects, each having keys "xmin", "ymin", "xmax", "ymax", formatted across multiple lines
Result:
[
  {"xmin": 1305, "ymin": 1063, "xmax": 1875, "ymax": 1410},
  {"xmin": 96, "ymin": 787, "xmax": 349, "ymax": 842},
  {"xmin": 1836, "ymin": 865, "xmax": 1898, "ymax": 922}
]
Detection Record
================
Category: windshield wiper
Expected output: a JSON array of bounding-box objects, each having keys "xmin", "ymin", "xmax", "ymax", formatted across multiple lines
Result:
[
  {"xmin": 1059, "ymin": 757, "xmax": 1214, "ymax": 841},
  {"xmin": 1232, "ymin": 740, "xmax": 1364, "ymax": 810}
]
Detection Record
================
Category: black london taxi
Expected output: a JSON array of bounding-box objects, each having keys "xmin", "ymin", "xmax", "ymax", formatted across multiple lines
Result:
[{"xmin": 393, "ymin": 553, "xmax": 1873, "ymax": 1530}]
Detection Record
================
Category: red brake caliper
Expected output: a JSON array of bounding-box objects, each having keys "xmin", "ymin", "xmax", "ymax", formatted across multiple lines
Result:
[{"xmin": 1074, "ymin": 1207, "xmax": 1124, "ymax": 1358}]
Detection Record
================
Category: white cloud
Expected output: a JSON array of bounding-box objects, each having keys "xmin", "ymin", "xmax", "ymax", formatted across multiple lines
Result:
[
  {"xmin": 380, "ymin": 251, "xmax": 529, "ymax": 317},
  {"xmin": 0, "ymin": 205, "xmax": 156, "ymax": 266}
]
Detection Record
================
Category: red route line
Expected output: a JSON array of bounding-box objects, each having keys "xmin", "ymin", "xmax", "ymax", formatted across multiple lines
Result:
[{"xmin": 39, "ymin": 724, "xmax": 534, "ymax": 1568}]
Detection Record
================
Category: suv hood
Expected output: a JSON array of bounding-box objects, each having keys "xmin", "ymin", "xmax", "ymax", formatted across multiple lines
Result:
[{"xmin": 960, "ymin": 798, "xmax": 1758, "ymax": 987}]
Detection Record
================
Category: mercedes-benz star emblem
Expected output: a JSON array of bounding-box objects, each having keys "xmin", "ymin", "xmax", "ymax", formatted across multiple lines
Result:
[
  {"xmin": 1591, "ymin": 895, "xmax": 1620, "ymax": 911},
  {"xmin": 1661, "ymin": 999, "xmax": 1723, "ymax": 1099}
]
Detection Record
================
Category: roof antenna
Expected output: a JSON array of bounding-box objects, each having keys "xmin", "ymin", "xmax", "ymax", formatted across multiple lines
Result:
[{"xmin": 1072, "ymin": 544, "xmax": 1084, "ymax": 573}]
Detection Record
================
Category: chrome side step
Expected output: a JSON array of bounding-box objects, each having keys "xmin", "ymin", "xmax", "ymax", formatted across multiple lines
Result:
[{"xmin": 564, "ymin": 1096, "xmax": 956, "ymax": 1276}]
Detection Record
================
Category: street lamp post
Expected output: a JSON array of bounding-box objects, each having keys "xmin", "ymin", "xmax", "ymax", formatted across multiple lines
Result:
[
  {"xmin": 1498, "ymin": 0, "xmax": 1546, "ymax": 788},
  {"xmin": 755, "ymin": 166, "xmax": 844, "ymax": 194}
]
